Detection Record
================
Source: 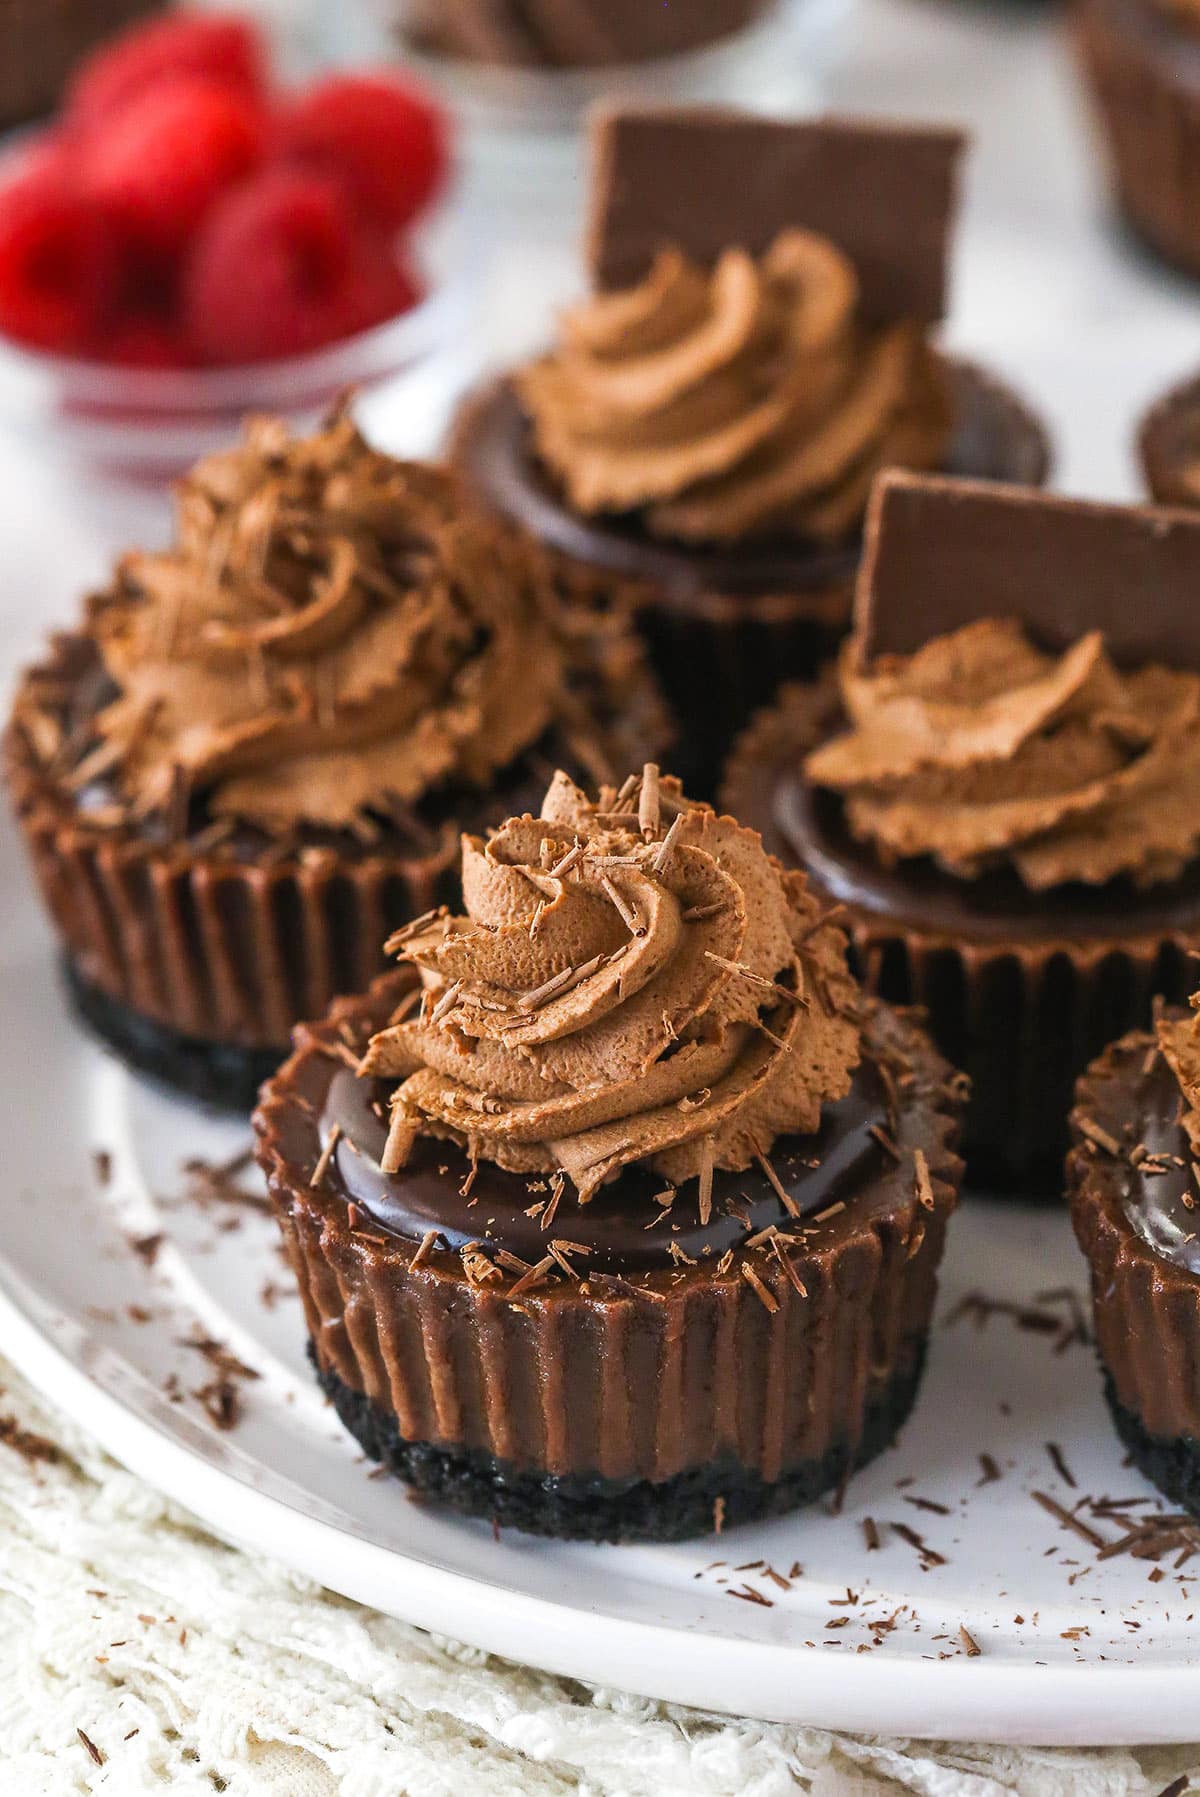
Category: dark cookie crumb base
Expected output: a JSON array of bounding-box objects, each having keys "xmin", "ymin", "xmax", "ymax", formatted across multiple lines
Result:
[
  {"xmin": 1103, "ymin": 1368, "xmax": 1200, "ymax": 1520},
  {"xmin": 64, "ymin": 956, "xmax": 283, "ymax": 1112},
  {"xmin": 312, "ymin": 1338, "xmax": 927, "ymax": 1542}
]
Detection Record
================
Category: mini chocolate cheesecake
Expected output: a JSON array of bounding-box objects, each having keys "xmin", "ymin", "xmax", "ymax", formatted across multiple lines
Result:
[
  {"xmin": 5, "ymin": 409, "xmax": 668, "ymax": 1109},
  {"xmin": 254, "ymin": 770, "xmax": 964, "ymax": 1541},
  {"xmin": 1075, "ymin": 0, "xmax": 1200, "ymax": 281},
  {"xmin": 1069, "ymin": 1003, "xmax": 1200, "ymax": 1515},
  {"xmin": 453, "ymin": 108, "xmax": 1051, "ymax": 793},
  {"xmin": 398, "ymin": 0, "xmax": 769, "ymax": 64},
  {"xmin": 725, "ymin": 473, "xmax": 1200, "ymax": 1191}
]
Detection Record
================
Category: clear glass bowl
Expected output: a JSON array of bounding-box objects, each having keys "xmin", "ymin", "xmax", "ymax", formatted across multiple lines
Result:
[
  {"xmin": 354, "ymin": 0, "xmax": 856, "ymax": 231},
  {"xmin": 395, "ymin": 0, "xmax": 846, "ymax": 133},
  {"xmin": 0, "ymin": 194, "xmax": 481, "ymax": 479}
]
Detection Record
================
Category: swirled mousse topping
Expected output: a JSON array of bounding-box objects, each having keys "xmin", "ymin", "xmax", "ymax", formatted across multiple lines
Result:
[
  {"xmin": 358, "ymin": 768, "xmax": 861, "ymax": 1200},
  {"xmin": 515, "ymin": 230, "xmax": 952, "ymax": 546},
  {"xmin": 82, "ymin": 409, "xmax": 652, "ymax": 834},
  {"xmin": 805, "ymin": 619, "xmax": 1200, "ymax": 889}
]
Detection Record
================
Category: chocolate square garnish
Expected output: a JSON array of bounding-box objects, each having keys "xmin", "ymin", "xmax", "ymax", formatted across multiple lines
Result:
[
  {"xmin": 857, "ymin": 470, "xmax": 1200, "ymax": 671},
  {"xmin": 587, "ymin": 106, "xmax": 967, "ymax": 324}
]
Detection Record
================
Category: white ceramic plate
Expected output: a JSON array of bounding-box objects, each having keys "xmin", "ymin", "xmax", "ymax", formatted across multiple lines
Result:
[{"xmin": 2, "ymin": 829, "xmax": 1199, "ymax": 1746}]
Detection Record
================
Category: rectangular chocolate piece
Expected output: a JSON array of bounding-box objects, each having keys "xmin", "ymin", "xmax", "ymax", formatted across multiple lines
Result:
[
  {"xmin": 857, "ymin": 471, "xmax": 1200, "ymax": 670},
  {"xmin": 587, "ymin": 107, "xmax": 966, "ymax": 323}
]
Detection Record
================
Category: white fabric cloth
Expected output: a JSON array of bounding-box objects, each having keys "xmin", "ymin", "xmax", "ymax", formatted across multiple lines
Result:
[{"xmin": 0, "ymin": 1357, "xmax": 1193, "ymax": 1795}]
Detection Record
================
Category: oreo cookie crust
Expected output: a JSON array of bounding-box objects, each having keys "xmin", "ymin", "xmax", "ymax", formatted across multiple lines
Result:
[
  {"xmin": 63, "ymin": 957, "xmax": 283, "ymax": 1112},
  {"xmin": 311, "ymin": 1338, "xmax": 927, "ymax": 1543}
]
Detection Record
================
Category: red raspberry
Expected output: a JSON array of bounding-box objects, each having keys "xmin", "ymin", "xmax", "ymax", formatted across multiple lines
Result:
[
  {"xmin": 102, "ymin": 312, "xmax": 194, "ymax": 368},
  {"xmin": 274, "ymin": 76, "xmax": 448, "ymax": 231},
  {"xmin": 182, "ymin": 169, "xmax": 365, "ymax": 364},
  {"xmin": 338, "ymin": 242, "xmax": 422, "ymax": 338},
  {"xmin": 68, "ymin": 12, "xmax": 266, "ymax": 128},
  {"xmin": 0, "ymin": 164, "xmax": 117, "ymax": 352},
  {"xmin": 81, "ymin": 76, "xmax": 265, "ymax": 261}
]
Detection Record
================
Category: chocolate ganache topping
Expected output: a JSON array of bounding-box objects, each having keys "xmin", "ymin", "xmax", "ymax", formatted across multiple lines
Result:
[
  {"xmin": 86, "ymin": 409, "xmax": 652, "ymax": 833},
  {"xmin": 359, "ymin": 768, "xmax": 861, "ymax": 1199},
  {"xmin": 516, "ymin": 230, "xmax": 953, "ymax": 547},
  {"xmin": 805, "ymin": 619, "xmax": 1200, "ymax": 889}
]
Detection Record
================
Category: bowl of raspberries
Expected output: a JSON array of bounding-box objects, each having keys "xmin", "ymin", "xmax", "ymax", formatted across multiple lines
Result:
[{"xmin": 0, "ymin": 10, "xmax": 467, "ymax": 471}]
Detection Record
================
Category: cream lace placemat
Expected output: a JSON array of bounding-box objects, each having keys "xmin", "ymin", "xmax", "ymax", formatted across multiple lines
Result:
[{"xmin": 0, "ymin": 1355, "xmax": 1193, "ymax": 1796}]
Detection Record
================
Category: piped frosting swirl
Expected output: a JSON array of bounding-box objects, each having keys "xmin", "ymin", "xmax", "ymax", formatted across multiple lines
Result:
[
  {"xmin": 516, "ymin": 230, "xmax": 952, "ymax": 546},
  {"xmin": 805, "ymin": 618, "xmax": 1200, "ymax": 889},
  {"xmin": 360, "ymin": 768, "xmax": 860, "ymax": 1198},
  {"xmin": 87, "ymin": 409, "xmax": 657, "ymax": 834}
]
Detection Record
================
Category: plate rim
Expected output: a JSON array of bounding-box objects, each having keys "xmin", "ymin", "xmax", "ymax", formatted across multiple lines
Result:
[{"xmin": 1, "ymin": 1254, "xmax": 1198, "ymax": 1746}]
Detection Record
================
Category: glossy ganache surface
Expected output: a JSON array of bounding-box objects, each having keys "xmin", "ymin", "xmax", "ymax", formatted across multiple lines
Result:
[
  {"xmin": 314, "ymin": 1055, "xmax": 891, "ymax": 1271},
  {"xmin": 774, "ymin": 772, "xmax": 1200, "ymax": 947},
  {"xmin": 1112, "ymin": 1050, "xmax": 1200, "ymax": 1275}
]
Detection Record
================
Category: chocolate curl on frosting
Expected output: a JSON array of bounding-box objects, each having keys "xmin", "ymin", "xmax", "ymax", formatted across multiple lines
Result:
[
  {"xmin": 1158, "ymin": 999, "xmax": 1200, "ymax": 1160},
  {"xmin": 806, "ymin": 619, "xmax": 1200, "ymax": 888},
  {"xmin": 361, "ymin": 769, "xmax": 861, "ymax": 1198},
  {"xmin": 88, "ymin": 408, "xmax": 652, "ymax": 833},
  {"xmin": 517, "ymin": 230, "xmax": 952, "ymax": 546}
]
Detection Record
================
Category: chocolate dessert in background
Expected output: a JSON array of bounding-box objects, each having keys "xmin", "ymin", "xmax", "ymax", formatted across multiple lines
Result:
[
  {"xmin": 1074, "ymin": 0, "xmax": 1200, "ymax": 281},
  {"xmin": 453, "ymin": 106, "xmax": 1050, "ymax": 795},
  {"xmin": 398, "ymin": 0, "xmax": 769, "ymax": 67},
  {"xmin": 255, "ymin": 767, "xmax": 964, "ymax": 1541},
  {"xmin": 724, "ymin": 471, "xmax": 1200, "ymax": 1191},
  {"xmin": 0, "ymin": 0, "xmax": 162, "ymax": 124},
  {"xmin": 1069, "ymin": 997, "xmax": 1200, "ymax": 1518},
  {"xmin": 4, "ymin": 407, "xmax": 669, "ymax": 1110}
]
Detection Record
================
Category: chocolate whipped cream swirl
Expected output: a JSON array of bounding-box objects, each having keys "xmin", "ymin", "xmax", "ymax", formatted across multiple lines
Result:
[
  {"xmin": 88, "ymin": 409, "xmax": 651, "ymax": 833},
  {"xmin": 517, "ymin": 230, "xmax": 952, "ymax": 546},
  {"xmin": 806, "ymin": 619, "xmax": 1200, "ymax": 889},
  {"xmin": 361, "ymin": 769, "xmax": 860, "ymax": 1198}
]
